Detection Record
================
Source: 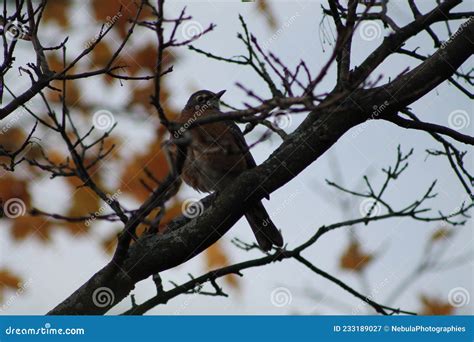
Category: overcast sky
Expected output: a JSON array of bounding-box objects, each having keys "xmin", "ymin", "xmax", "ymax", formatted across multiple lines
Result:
[{"xmin": 1, "ymin": 0, "xmax": 472, "ymax": 315}]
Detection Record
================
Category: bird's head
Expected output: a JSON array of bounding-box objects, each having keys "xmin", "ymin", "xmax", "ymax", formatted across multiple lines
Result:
[{"xmin": 184, "ymin": 89, "xmax": 226, "ymax": 113}]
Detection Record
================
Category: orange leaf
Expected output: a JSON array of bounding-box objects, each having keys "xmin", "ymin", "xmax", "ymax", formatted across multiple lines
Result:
[
  {"xmin": 46, "ymin": 150, "xmax": 69, "ymax": 166},
  {"xmin": 420, "ymin": 294, "xmax": 454, "ymax": 315},
  {"xmin": 339, "ymin": 241, "xmax": 374, "ymax": 272},
  {"xmin": 46, "ymin": 53, "xmax": 67, "ymax": 73},
  {"xmin": 42, "ymin": 0, "xmax": 71, "ymax": 28},
  {"xmin": 431, "ymin": 227, "xmax": 453, "ymax": 242},
  {"xmin": 101, "ymin": 230, "xmax": 119, "ymax": 255},
  {"xmin": 64, "ymin": 187, "xmax": 102, "ymax": 234},
  {"xmin": 206, "ymin": 242, "xmax": 229, "ymax": 269},
  {"xmin": 257, "ymin": 0, "xmax": 278, "ymax": 30},
  {"xmin": 125, "ymin": 43, "xmax": 158, "ymax": 75},
  {"xmin": 123, "ymin": 44, "xmax": 175, "ymax": 76},
  {"xmin": 128, "ymin": 82, "xmax": 156, "ymax": 110},
  {"xmin": 0, "ymin": 176, "xmax": 31, "ymax": 210},
  {"xmin": 45, "ymin": 54, "xmax": 82, "ymax": 107},
  {"xmin": 120, "ymin": 136, "xmax": 170, "ymax": 202},
  {"xmin": 134, "ymin": 208, "xmax": 161, "ymax": 238},
  {"xmin": 11, "ymin": 215, "xmax": 53, "ymax": 241},
  {"xmin": 161, "ymin": 201, "xmax": 184, "ymax": 226},
  {"xmin": 48, "ymin": 80, "xmax": 81, "ymax": 106},
  {"xmin": 0, "ymin": 269, "xmax": 21, "ymax": 289},
  {"xmin": 90, "ymin": 41, "xmax": 113, "ymax": 67},
  {"xmin": 0, "ymin": 127, "xmax": 26, "ymax": 160},
  {"xmin": 103, "ymin": 136, "xmax": 121, "ymax": 163},
  {"xmin": 205, "ymin": 241, "xmax": 239, "ymax": 289},
  {"xmin": 91, "ymin": 0, "xmax": 154, "ymax": 39},
  {"xmin": 0, "ymin": 268, "xmax": 22, "ymax": 303},
  {"xmin": 127, "ymin": 78, "xmax": 179, "ymax": 117}
]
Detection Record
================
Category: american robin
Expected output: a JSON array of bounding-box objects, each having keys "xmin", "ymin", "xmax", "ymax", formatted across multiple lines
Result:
[{"xmin": 172, "ymin": 89, "xmax": 284, "ymax": 251}]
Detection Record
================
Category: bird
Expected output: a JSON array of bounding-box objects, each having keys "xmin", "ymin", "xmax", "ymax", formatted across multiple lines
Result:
[{"xmin": 171, "ymin": 89, "xmax": 284, "ymax": 251}]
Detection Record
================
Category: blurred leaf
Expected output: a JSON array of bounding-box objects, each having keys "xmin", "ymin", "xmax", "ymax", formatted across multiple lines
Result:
[
  {"xmin": 43, "ymin": 0, "xmax": 71, "ymax": 28},
  {"xmin": 206, "ymin": 242, "xmax": 228, "ymax": 268},
  {"xmin": 101, "ymin": 135, "xmax": 122, "ymax": 160},
  {"xmin": 123, "ymin": 44, "xmax": 175, "ymax": 77},
  {"xmin": 0, "ymin": 128, "xmax": 26, "ymax": 162},
  {"xmin": 257, "ymin": 0, "xmax": 277, "ymax": 30},
  {"xmin": 0, "ymin": 176, "xmax": 55, "ymax": 241},
  {"xmin": 91, "ymin": 41, "xmax": 113, "ymax": 67},
  {"xmin": 46, "ymin": 53, "xmax": 67, "ymax": 72},
  {"xmin": 129, "ymin": 82, "xmax": 156, "ymax": 110},
  {"xmin": 431, "ymin": 227, "xmax": 453, "ymax": 242},
  {"xmin": 0, "ymin": 269, "xmax": 22, "ymax": 303},
  {"xmin": 64, "ymin": 186, "xmax": 101, "ymax": 235},
  {"xmin": 339, "ymin": 241, "xmax": 374, "ymax": 272},
  {"xmin": 46, "ymin": 150, "xmax": 69, "ymax": 166},
  {"xmin": 101, "ymin": 230, "xmax": 119, "ymax": 255},
  {"xmin": 94, "ymin": 45, "xmax": 119, "ymax": 84},
  {"xmin": 50, "ymin": 81, "xmax": 81, "ymax": 106},
  {"xmin": 120, "ymin": 136, "xmax": 170, "ymax": 202},
  {"xmin": 91, "ymin": 0, "xmax": 154, "ymax": 38},
  {"xmin": 125, "ymin": 43, "xmax": 158, "ymax": 75},
  {"xmin": 205, "ymin": 241, "xmax": 239, "ymax": 289},
  {"xmin": 45, "ymin": 54, "xmax": 83, "ymax": 107},
  {"xmin": 0, "ymin": 176, "xmax": 31, "ymax": 209},
  {"xmin": 11, "ymin": 215, "xmax": 53, "ymax": 242},
  {"xmin": 420, "ymin": 294, "xmax": 454, "ymax": 315},
  {"xmin": 161, "ymin": 201, "xmax": 183, "ymax": 226}
]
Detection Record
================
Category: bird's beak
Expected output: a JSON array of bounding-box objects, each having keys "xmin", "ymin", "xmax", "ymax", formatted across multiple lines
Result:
[{"xmin": 216, "ymin": 90, "xmax": 226, "ymax": 99}]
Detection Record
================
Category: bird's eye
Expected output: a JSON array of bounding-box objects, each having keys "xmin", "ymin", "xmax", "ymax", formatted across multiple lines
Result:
[{"xmin": 196, "ymin": 95, "xmax": 206, "ymax": 103}]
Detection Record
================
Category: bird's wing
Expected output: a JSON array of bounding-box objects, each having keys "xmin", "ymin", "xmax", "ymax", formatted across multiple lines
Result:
[
  {"xmin": 224, "ymin": 120, "xmax": 271, "ymax": 199},
  {"xmin": 223, "ymin": 120, "xmax": 257, "ymax": 169}
]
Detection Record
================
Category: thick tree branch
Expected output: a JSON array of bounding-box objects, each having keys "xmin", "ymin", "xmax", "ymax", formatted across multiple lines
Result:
[
  {"xmin": 350, "ymin": 0, "xmax": 463, "ymax": 85},
  {"xmin": 377, "ymin": 16, "xmax": 473, "ymax": 111}
]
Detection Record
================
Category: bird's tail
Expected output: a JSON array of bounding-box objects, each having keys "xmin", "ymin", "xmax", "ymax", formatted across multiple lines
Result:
[{"xmin": 245, "ymin": 201, "xmax": 283, "ymax": 251}]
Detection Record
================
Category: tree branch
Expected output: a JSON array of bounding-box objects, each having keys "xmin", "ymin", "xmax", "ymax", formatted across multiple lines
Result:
[{"xmin": 46, "ymin": 4, "xmax": 473, "ymax": 316}]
